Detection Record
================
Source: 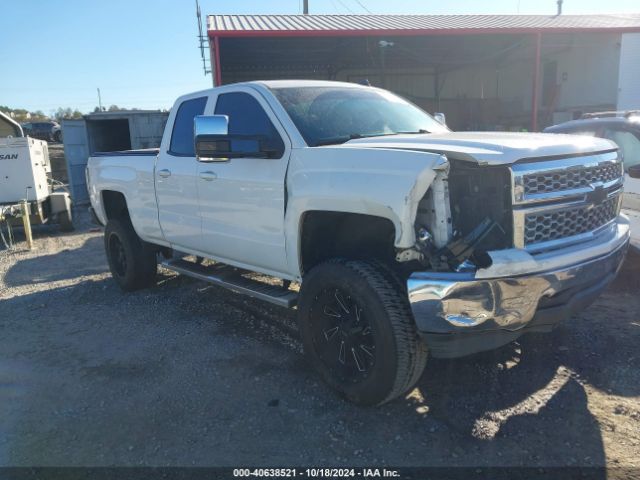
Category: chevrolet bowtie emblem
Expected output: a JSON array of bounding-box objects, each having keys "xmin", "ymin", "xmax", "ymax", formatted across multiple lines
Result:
[{"xmin": 587, "ymin": 184, "xmax": 607, "ymax": 205}]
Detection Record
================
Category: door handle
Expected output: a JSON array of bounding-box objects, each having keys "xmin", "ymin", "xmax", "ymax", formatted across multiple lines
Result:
[
  {"xmin": 199, "ymin": 171, "xmax": 217, "ymax": 181},
  {"xmin": 158, "ymin": 169, "xmax": 171, "ymax": 178}
]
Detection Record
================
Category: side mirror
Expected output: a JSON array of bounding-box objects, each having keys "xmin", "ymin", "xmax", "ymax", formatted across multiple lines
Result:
[
  {"xmin": 628, "ymin": 164, "xmax": 640, "ymax": 179},
  {"xmin": 434, "ymin": 112, "xmax": 447, "ymax": 126},
  {"xmin": 194, "ymin": 115, "xmax": 263, "ymax": 161}
]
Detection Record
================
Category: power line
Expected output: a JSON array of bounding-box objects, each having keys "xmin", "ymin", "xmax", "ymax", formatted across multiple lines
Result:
[
  {"xmin": 353, "ymin": 0, "xmax": 372, "ymax": 13},
  {"xmin": 336, "ymin": 0, "xmax": 356, "ymax": 13}
]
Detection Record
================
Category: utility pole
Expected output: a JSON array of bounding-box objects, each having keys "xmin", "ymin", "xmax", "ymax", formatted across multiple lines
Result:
[
  {"xmin": 557, "ymin": 0, "xmax": 563, "ymax": 15},
  {"xmin": 303, "ymin": 0, "xmax": 309, "ymax": 14},
  {"xmin": 97, "ymin": 88, "xmax": 103, "ymax": 111}
]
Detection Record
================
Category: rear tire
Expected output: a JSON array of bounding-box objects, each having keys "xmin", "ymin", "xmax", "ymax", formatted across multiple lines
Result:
[
  {"xmin": 104, "ymin": 218, "xmax": 157, "ymax": 291},
  {"xmin": 297, "ymin": 259, "xmax": 428, "ymax": 406}
]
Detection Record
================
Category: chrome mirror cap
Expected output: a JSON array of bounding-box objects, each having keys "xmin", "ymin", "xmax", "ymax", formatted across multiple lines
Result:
[
  {"xmin": 194, "ymin": 115, "xmax": 229, "ymax": 137},
  {"xmin": 194, "ymin": 115, "xmax": 229, "ymax": 161}
]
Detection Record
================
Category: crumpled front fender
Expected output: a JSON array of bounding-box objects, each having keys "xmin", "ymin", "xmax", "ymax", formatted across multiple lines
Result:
[{"xmin": 285, "ymin": 146, "xmax": 448, "ymax": 278}]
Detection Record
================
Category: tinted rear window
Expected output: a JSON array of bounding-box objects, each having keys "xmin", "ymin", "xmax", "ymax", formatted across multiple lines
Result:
[{"xmin": 169, "ymin": 96, "xmax": 208, "ymax": 156}]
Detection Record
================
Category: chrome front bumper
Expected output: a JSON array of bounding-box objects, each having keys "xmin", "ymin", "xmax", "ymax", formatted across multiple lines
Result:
[{"xmin": 407, "ymin": 216, "xmax": 630, "ymax": 358}]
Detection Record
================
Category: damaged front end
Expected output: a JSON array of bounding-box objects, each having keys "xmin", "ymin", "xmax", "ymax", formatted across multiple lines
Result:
[
  {"xmin": 401, "ymin": 159, "xmax": 513, "ymax": 273},
  {"xmin": 402, "ymin": 151, "xmax": 630, "ymax": 358}
]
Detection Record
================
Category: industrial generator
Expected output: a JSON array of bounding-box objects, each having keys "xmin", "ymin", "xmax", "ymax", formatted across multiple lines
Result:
[{"xmin": 0, "ymin": 111, "xmax": 73, "ymax": 239}]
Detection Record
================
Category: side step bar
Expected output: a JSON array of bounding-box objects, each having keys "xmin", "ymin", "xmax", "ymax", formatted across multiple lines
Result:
[{"xmin": 161, "ymin": 258, "xmax": 298, "ymax": 308}]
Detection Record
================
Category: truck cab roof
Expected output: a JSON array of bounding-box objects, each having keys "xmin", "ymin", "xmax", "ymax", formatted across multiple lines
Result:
[{"xmin": 545, "ymin": 115, "xmax": 640, "ymax": 133}]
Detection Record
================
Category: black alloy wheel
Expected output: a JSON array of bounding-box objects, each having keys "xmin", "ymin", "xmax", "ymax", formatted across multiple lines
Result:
[
  {"xmin": 309, "ymin": 287, "xmax": 377, "ymax": 384},
  {"xmin": 108, "ymin": 232, "xmax": 128, "ymax": 278},
  {"xmin": 104, "ymin": 217, "xmax": 157, "ymax": 291},
  {"xmin": 297, "ymin": 259, "xmax": 428, "ymax": 406}
]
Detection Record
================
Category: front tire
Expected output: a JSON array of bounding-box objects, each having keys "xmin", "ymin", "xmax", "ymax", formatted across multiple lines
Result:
[
  {"xmin": 297, "ymin": 259, "xmax": 428, "ymax": 406},
  {"xmin": 104, "ymin": 218, "xmax": 157, "ymax": 291}
]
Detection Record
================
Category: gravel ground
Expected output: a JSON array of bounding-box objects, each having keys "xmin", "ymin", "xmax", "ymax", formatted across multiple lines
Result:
[{"xmin": 0, "ymin": 209, "xmax": 639, "ymax": 470}]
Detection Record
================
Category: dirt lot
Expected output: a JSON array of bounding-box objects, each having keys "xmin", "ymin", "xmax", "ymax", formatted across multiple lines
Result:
[{"xmin": 0, "ymin": 210, "xmax": 639, "ymax": 470}]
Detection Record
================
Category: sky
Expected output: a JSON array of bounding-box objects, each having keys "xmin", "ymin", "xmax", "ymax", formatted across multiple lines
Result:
[{"xmin": 2, "ymin": 0, "xmax": 639, "ymax": 115}]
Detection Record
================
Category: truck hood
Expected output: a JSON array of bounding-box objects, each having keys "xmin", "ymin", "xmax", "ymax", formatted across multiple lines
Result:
[{"xmin": 337, "ymin": 131, "xmax": 617, "ymax": 165}]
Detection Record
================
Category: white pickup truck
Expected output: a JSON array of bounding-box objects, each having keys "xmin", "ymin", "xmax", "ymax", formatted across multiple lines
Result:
[{"xmin": 87, "ymin": 80, "xmax": 630, "ymax": 405}]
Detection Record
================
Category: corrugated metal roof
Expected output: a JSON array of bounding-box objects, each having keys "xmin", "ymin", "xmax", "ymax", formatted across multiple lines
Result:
[{"xmin": 208, "ymin": 14, "xmax": 640, "ymax": 36}]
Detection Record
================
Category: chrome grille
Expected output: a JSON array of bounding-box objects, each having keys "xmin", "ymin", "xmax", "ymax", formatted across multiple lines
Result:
[
  {"xmin": 511, "ymin": 151, "xmax": 623, "ymax": 250},
  {"xmin": 524, "ymin": 196, "xmax": 619, "ymax": 245},
  {"xmin": 523, "ymin": 162, "xmax": 622, "ymax": 195}
]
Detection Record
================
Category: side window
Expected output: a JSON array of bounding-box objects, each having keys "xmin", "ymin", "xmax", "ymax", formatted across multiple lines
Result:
[
  {"xmin": 604, "ymin": 129, "xmax": 640, "ymax": 170},
  {"xmin": 214, "ymin": 92, "xmax": 285, "ymax": 158},
  {"xmin": 169, "ymin": 96, "xmax": 207, "ymax": 156}
]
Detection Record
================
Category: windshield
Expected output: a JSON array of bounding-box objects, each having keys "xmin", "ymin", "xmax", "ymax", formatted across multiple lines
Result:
[{"xmin": 271, "ymin": 86, "xmax": 448, "ymax": 147}]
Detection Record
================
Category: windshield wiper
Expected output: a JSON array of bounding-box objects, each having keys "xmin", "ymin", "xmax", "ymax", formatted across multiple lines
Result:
[
  {"xmin": 313, "ymin": 135, "xmax": 354, "ymax": 146},
  {"xmin": 313, "ymin": 131, "xmax": 409, "ymax": 147},
  {"xmin": 395, "ymin": 129, "xmax": 430, "ymax": 134}
]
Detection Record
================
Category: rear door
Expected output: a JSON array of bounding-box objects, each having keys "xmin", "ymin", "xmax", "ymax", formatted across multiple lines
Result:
[
  {"xmin": 155, "ymin": 95, "xmax": 209, "ymax": 250},
  {"xmin": 195, "ymin": 87, "xmax": 291, "ymax": 276}
]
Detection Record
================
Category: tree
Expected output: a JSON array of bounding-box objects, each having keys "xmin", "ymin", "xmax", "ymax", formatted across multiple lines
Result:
[
  {"xmin": 53, "ymin": 108, "xmax": 83, "ymax": 121},
  {"xmin": 54, "ymin": 107, "xmax": 71, "ymax": 121},
  {"xmin": 108, "ymin": 105, "xmax": 121, "ymax": 112},
  {"xmin": 1, "ymin": 105, "xmax": 84, "ymax": 123}
]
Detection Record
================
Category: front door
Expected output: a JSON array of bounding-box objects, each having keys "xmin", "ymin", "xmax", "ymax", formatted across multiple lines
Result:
[
  {"xmin": 156, "ymin": 95, "xmax": 208, "ymax": 250},
  {"xmin": 196, "ymin": 88, "xmax": 291, "ymax": 276}
]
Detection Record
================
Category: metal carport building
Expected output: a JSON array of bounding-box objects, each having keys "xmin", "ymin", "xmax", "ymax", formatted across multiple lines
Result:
[{"xmin": 207, "ymin": 14, "xmax": 640, "ymax": 131}]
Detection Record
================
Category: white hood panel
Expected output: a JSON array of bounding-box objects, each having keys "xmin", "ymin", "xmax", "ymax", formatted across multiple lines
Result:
[{"xmin": 337, "ymin": 132, "xmax": 617, "ymax": 165}]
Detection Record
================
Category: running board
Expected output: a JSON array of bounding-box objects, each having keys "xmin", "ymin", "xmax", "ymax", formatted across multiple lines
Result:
[{"xmin": 161, "ymin": 258, "xmax": 298, "ymax": 308}]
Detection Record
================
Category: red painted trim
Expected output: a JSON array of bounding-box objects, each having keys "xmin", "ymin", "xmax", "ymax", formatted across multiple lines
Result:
[
  {"xmin": 207, "ymin": 26, "xmax": 640, "ymax": 39},
  {"xmin": 531, "ymin": 32, "xmax": 542, "ymax": 132},
  {"xmin": 213, "ymin": 36, "xmax": 222, "ymax": 86}
]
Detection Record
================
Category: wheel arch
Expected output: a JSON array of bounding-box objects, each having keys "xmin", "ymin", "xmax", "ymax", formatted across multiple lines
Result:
[
  {"xmin": 297, "ymin": 210, "xmax": 398, "ymax": 276},
  {"xmin": 101, "ymin": 190, "xmax": 130, "ymax": 221}
]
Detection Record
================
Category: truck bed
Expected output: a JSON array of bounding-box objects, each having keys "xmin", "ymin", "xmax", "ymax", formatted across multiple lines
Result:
[{"xmin": 87, "ymin": 148, "xmax": 162, "ymax": 243}]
